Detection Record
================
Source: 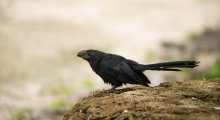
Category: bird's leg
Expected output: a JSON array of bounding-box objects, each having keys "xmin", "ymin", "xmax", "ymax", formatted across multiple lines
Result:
[{"xmin": 106, "ymin": 85, "xmax": 118, "ymax": 92}]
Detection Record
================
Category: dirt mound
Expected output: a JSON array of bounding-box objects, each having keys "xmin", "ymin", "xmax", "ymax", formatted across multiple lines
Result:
[{"xmin": 63, "ymin": 78, "xmax": 220, "ymax": 120}]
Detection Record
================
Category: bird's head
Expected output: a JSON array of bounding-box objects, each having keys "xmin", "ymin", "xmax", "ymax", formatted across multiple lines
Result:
[{"xmin": 77, "ymin": 49, "xmax": 105, "ymax": 61}]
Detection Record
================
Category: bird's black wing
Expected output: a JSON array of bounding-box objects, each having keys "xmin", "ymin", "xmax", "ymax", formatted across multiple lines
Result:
[
  {"xmin": 99, "ymin": 61, "xmax": 149, "ymax": 86},
  {"xmin": 118, "ymin": 62, "xmax": 149, "ymax": 86}
]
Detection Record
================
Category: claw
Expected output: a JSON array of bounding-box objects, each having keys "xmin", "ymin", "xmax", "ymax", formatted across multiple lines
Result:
[{"xmin": 105, "ymin": 85, "xmax": 118, "ymax": 92}]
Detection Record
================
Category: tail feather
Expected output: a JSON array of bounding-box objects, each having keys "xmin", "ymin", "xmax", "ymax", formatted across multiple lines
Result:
[
  {"xmin": 140, "ymin": 61, "xmax": 199, "ymax": 71},
  {"xmin": 147, "ymin": 68, "xmax": 182, "ymax": 71}
]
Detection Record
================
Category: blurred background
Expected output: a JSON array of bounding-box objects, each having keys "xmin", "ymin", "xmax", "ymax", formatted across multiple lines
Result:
[{"xmin": 0, "ymin": 0, "xmax": 220, "ymax": 119}]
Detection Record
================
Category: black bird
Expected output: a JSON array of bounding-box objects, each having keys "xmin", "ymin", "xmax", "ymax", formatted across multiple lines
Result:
[{"xmin": 77, "ymin": 49, "xmax": 199, "ymax": 91}]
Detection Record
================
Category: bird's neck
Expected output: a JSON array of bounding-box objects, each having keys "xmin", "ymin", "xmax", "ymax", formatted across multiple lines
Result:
[
  {"xmin": 88, "ymin": 59, "xmax": 102, "ymax": 73},
  {"xmin": 88, "ymin": 53, "xmax": 105, "ymax": 74}
]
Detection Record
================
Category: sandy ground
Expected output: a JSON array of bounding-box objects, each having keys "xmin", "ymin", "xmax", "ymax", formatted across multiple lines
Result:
[{"xmin": 64, "ymin": 78, "xmax": 220, "ymax": 120}]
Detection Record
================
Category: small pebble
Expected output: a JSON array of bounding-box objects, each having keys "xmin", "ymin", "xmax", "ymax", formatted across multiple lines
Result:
[
  {"xmin": 123, "ymin": 110, "xmax": 128, "ymax": 113},
  {"xmin": 212, "ymin": 107, "xmax": 220, "ymax": 111}
]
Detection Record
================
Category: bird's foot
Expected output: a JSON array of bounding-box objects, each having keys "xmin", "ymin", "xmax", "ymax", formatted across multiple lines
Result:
[
  {"xmin": 105, "ymin": 89, "xmax": 115, "ymax": 93},
  {"xmin": 105, "ymin": 86, "xmax": 118, "ymax": 92}
]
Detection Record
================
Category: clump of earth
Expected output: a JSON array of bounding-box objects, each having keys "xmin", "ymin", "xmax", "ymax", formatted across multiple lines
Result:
[{"xmin": 63, "ymin": 78, "xmax": 220, "ymax": 120}]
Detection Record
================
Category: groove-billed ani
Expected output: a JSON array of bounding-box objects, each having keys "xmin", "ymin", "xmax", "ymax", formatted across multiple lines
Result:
[{"xmin": 77, "ymin": 49, "xmax": 199, "ymax": 91}]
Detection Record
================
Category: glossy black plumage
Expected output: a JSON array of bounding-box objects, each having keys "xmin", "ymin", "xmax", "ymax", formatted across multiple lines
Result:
[{"xmin": 77, "ymin": 49, "xmax": 199, "ymax": 91}]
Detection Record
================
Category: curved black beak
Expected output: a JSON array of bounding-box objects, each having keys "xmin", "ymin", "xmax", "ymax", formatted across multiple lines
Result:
[
  {"xmin": 77, "ymin": 52, "xmax": 82, "ymax": 57},
  {"xmin": 77, "ymin": 50, "xmax": 89, "ymax": 59}
]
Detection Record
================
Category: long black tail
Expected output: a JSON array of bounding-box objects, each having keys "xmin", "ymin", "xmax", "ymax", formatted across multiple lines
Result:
[{"xmin": 140, "ymin": 61, "xmax": 199, "ymax": 71}]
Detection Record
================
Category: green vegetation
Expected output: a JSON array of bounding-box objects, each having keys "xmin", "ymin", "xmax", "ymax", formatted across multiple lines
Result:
[
  {"xmin": 7, "ymin": 108, "xmax": 33, "ymax": 120},
  {"xmin": 50, "ymin": 84, "xmax": 73, "ymax": 96},
  {"xmin": 187, "ymin": 31, "xmax": 199, "ymax": 42},
  {"xmin": 206, "ymin": 57, "xmax": 220, "ymax": 79},
  {"xmin": 81, "ymin": 79, "xmax": 95, "ymax": 89},
  {"xmin": 145, "ymin": 49, "xmax": 156, "ymax": 63},
  {"xmin": 202, "ymin": 73, "xmax": 206, "ymax": 82},
  {"xmin": 182, "ymin": 68, "xmax": 191, "ymax": 75},
  {"xmin": 50, "ymin": 99, "xmax": 66, "ymax": 113},
  {"xmin": 198, "ymin": 74, "xmax": 208, "ymax": 94},
  {"xmin": 196, "ymin": 57, "xmax": 220, "ymax": 80}
]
